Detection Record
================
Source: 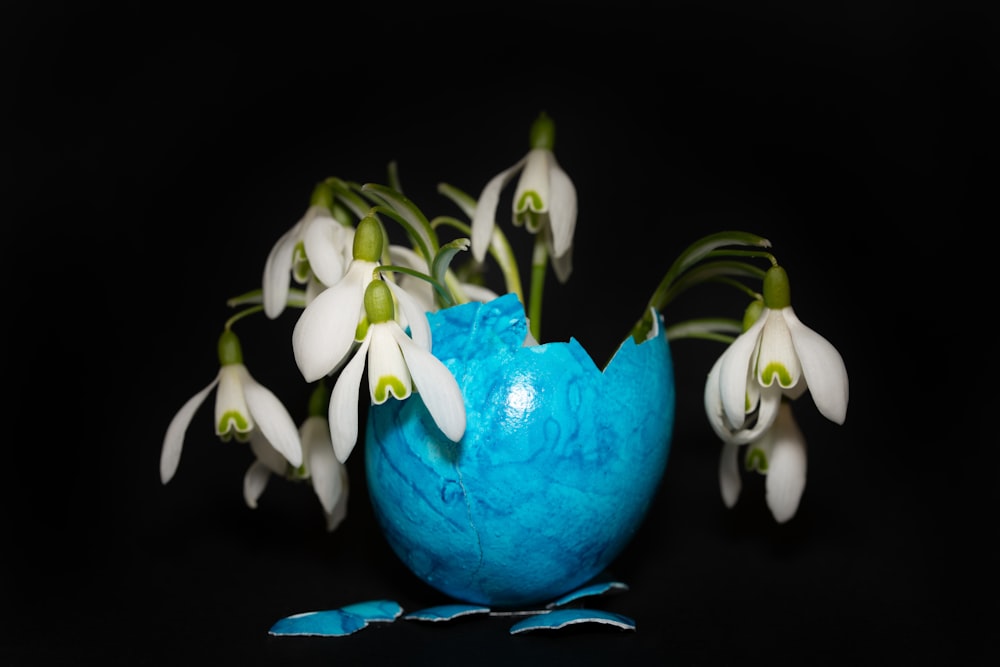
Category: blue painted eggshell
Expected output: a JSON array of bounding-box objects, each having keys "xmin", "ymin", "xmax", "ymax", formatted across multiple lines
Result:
[{"xmin": 365, "ymin": 294, "xmax": 674, "ymax": 607}]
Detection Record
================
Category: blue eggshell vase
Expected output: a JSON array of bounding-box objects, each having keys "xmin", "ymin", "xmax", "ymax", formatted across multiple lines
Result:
[{"xmin": 365, "ymin": 293, "xmax": 675, "ymax": 607}]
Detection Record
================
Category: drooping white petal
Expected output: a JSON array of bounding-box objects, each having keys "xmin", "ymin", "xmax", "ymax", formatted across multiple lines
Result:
[
  {"xmin": 763, "ymin": 402, "xmax": 808, "ymax": 523},
  {"xmin": 391, "ymin": 325, "xmax": 466, "ymax": 442},
  {"xmin": 303, "ymin": 212, "xmax": 355, "ymax": 288},
  {"xmin": 545, "ymin": 156, "xmax": 577, "ymax": 259},
  {"xmin": 705, "ymin": 355, "xmax": 776, "ymax": 445},
  {"xmin": 248, "ymin": 428, "xmax": 289, "ymax": 475},
  {"xmin": 160, "ymin": 374, "xmax": 220, "ymax": 484},
  {"xmin": 719, "ymin": 441, "xmax": 742, "ymax": 508},
  {"xmin": 753, "ymin": 385, "xmax": 783, "ymax": 438},
  {"xmin": 292, "ymin": 260, "xmax": 374, "ymax": 382},
  {"xmin": 550, "ymin": 244, "xmax": 574, "ymax": 284},
  {"xmin": 470, "ymin": 157, "xmax": 526, "ymax": 262},
  {"xmin": 215, "ymin": 365, "xmax": 253, "ymax": 437},
  {"xmin": 719, "ymin": 312, "xmax": 768, "ymax": 429},
  {"xmin": 328, "ymin": 334, "xmax": 372, "ymax": 463},
  {"xmin": 755, "ymin": 310, "xmax": 802, "ymax": 390},
  {"xmin": 386, "ymin": 280, "xmax": 431, "ymax": 350},
  {"xmin": 784, "ymin": 307, "xmax": 849, "ymax": 425},
  {"xmin": 240, "ymin": 366, "xmax": 302, "ymax": 468},
  {"xmin": 301, "ymin": 416, "xmax": 345, "ymax": 518},
  {"xmin": 324, "ymin": 480, "xmax": 349, "ymax": 532},
  {"xmin": 243, "ymin": 460, "xmax": 272, "ymax": 509},
  {"xmin": 262, "ymin": 222, "xmax": 302, "ymax": 319},
  {"xmin": 704, "ymin": 356, "xmax": 731, "ymax": 437}
]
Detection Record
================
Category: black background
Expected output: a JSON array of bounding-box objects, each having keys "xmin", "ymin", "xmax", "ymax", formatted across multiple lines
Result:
[{"xmin": 3, "ymin": 2, "xmax": 997, "ymax": 664}]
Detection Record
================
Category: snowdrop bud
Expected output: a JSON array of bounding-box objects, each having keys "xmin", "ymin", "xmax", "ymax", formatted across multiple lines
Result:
[
  {"xmin": 353, "ymin": 215, "xmax": 384, "ymax": 262},
  {"xmin": 217, "ymin": 329, "xmax": 243, "ymax": 366},
  {"xmin": 309, "ymin": 180, "xmax": 334, "ymax": 209},
  {"xmin": 741, "ymin": 299, "xmax": 764, "ymax": 332},
  {"xmin": 529, "ymin": 111, "xmax": 555, "ymax": 150},
  {"xmin": 763, "ymin": 265, "xmax": 791, "ymax": 309},
  {"xmin": 364, "ymin": 280, "xmax": 395, "ymax": 324}
]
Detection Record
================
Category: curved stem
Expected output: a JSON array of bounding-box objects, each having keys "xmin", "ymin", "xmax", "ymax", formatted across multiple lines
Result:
[
  {"xmin": 629, "ymin": 232, "xmax": 773, "ymax": 343},
  {"xmin": 664, "ymin": 317, "xmax": 742, "ymax": 343},
  {"xmin": 661, "ymin": 260, "xmax": 767, "ymax": 305},
  {"xmin": 227, "ymin": 288, "xmax": 307, "ymax": 309},
  {"xmin": 224, "ymin": 305, "xmax": 263, "ymax": 331},
  {"xmin": 369, "ymin": 205, "xmax": 434, "ymax": 266},
  {"xmin": 379, "ymin": 264, "xmax": 454, "ymax": 308}
]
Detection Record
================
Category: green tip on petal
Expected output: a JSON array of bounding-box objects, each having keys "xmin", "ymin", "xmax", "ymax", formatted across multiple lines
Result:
[
  {"xmin": 364, "ymin": 280, "xmax": 395, "ymax": 324},
  {"xmin": 353, "ymin": 215, "xmax": 384, "ymax": 262},
  {"xmin": 374, "ymin": 375, "xmax": 408, "ymax": 403},
  {"xmin": 745, "ymin": 446, "xmax": 768, "ymax": 473},
  {"xmin": 217, "ymin": 410, "xmax": 250, "ymax": 436},
  {"xmin": 763, "ymin": 266, "xmax": 791, "ymax": 310},
  {"xmin": 529, "ymin": 111, "xmax": 555, "ymax": 150},
  {"xmin": 760, "ymin": 361, "xmax": 793, "ymax": 388},
  {"xmin": 217, "ymin": 329, "xmax": 243, "ymax": 366}
]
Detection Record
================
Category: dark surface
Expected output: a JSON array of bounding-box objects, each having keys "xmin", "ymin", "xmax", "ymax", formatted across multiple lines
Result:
[{"xmin": 4, "ymin": 2, "xmax": 996, "ymax": 664}]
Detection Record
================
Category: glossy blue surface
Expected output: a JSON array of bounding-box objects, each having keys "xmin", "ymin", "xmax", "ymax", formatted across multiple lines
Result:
[{"xmin": 366, "ymin": 294, "xmax": 675, "ymax": 607}]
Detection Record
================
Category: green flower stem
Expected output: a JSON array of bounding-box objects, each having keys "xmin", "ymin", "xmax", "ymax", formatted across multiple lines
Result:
[
  {"xmin": 629, "ymin": 232, "xmax": 774, "ymax": 343},
  {"xmin": 664, "ymin": 317, "xmax": 743, "ymax": 343},
  {"xmin": 528, "ymin": 236, "xmax": 548, "ymax": 342},
  {"xmin": 225, "ymin": 288, "xmax": 308, "ymax": 309},
  {"xmin": 362, "ymin": 183, "xmax": 440, "ymax": 259},
  {"xmin": 488, "ymin": 226, "xmax": 524, "ymax": 304},
  {"xmin": 224, "ymin": 305, "xmax": 263, "ymax": 331},
  {"xmin": 226, "ymin": 288, "xmax": 263, "ymax": 307},
  {"xmin": 436, "ymin": 183, "xmax": 477, "ymax": 219},
  {"xmin": 370, "ymin": 205, "xmax": 435, "ymax": 266},
  {"xmin": 308, "ymin": 380, "xmax": 330, "ymax": 418},
  {"xmin": 442, "ymin": 270, "xmax": 470, "ymax": 307},
  {"xmin": 660, "ymin": 260, "xmax": 767, "ymax": 305},
  {"xmin": 379, "ymin": 264, "xmax": 455, "ymax": 308},
  {"xmin": 322, "ymin": 177, "xmax": 370, "ymax": 220},
  {"xmin": 386, "ymin": 160, "xmax": 402, "ymax": 193}
]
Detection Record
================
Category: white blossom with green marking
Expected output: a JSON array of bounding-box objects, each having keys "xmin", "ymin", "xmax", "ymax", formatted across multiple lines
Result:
[
  {"xmin": 328, "ymin": 280, "xmax": 466, "ymax": 464},
  {"xmin": 244, "ymin": 412, "xmax": 349, "ymax": 533},
  {"xmin": 160, "ymin": 329, "xmax": 302, "ymax": 485},
  {"xmin": 470, "ymin": 111, "xmax": 577, "ymax": 283},
  {"xmin": 262, "ymin": 200, "xmax": 355, "ymax": 320},
  {"xmin": 704, "ymin": 265, "xmax": 848, "ymax": 522},
  {"xmin": 292, "ymin": 215, "xmax": 384, "ymax": 383},
  {"xmin": 718, "ymin": 401, "xmax": 808, "ymax": 523},
  {"xmin": 714, "ymin": 266, "xmax": 849, "ymax": 435}
]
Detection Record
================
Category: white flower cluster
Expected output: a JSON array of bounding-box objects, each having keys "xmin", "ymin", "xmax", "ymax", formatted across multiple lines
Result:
[{"xmin": 160, "ymin": 111, "xmax": 847, "ymax": 529}]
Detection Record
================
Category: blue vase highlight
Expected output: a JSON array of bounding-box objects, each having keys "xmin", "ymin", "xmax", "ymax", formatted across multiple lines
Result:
[{"xmin": 365, "ymin": 294, "xmax": 675, "ymax": 607}]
